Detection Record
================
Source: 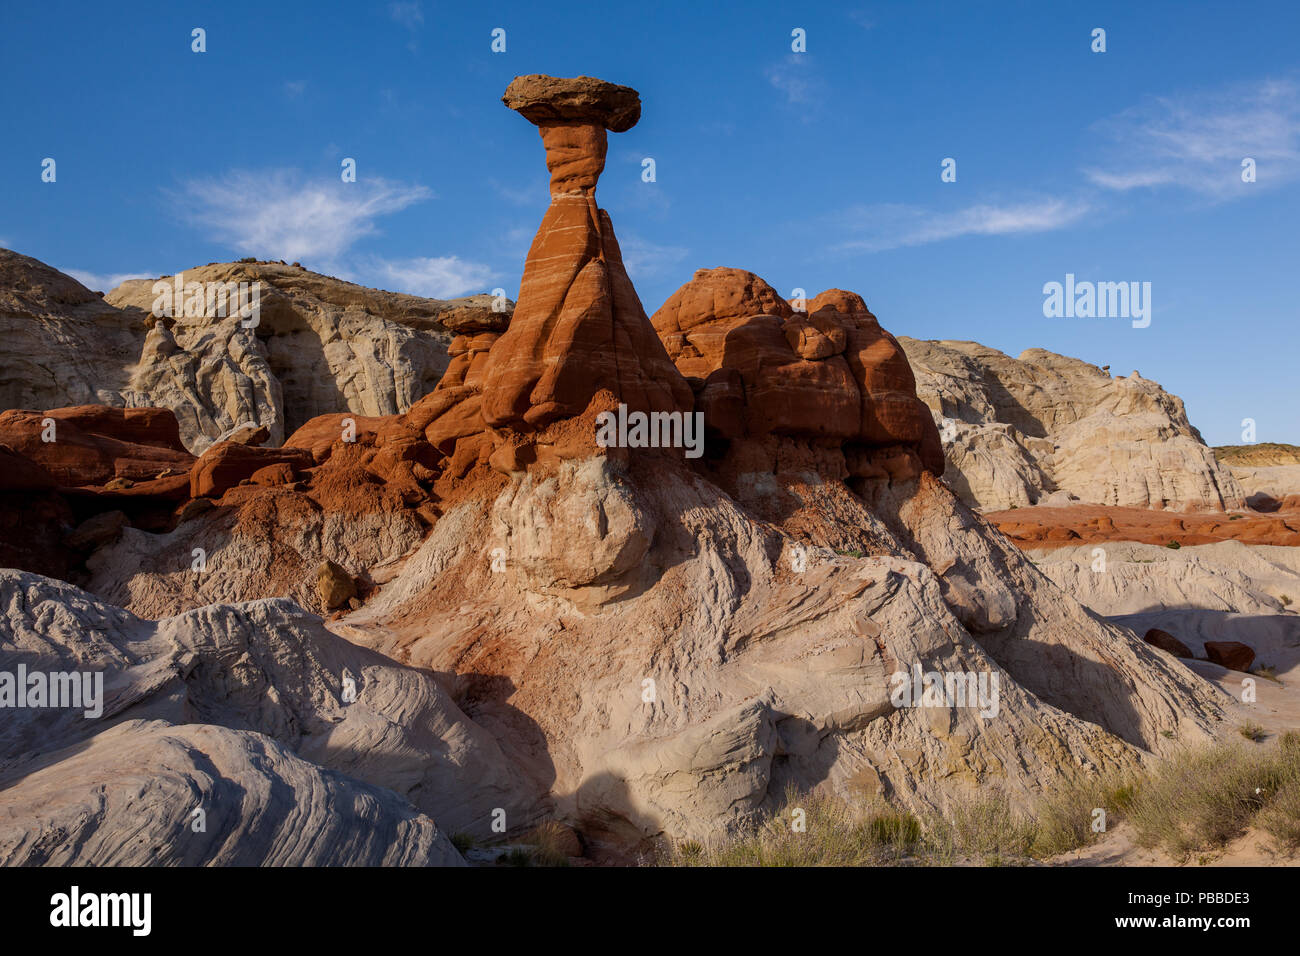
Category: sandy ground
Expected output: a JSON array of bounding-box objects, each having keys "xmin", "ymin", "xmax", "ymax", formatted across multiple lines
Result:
[
  {"xmin": 1047, "ymin": 649, "xmax": 1300, "ymax": 866},
  {"xmin": 1052, "ymin": 823, "xmax": 1298, "ymax": 866}
]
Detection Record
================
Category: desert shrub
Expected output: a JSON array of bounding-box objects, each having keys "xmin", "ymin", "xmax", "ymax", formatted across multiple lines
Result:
[
  {"xmin": 923, "ymin": 792, "xmax": 1037, "ymax": 864},
  {"xmin": 661, "ymin": 736, "xmax": 1300, "ymax": 866},
  {"xmin": 1025, "ymin": 770, "xmax": 1140, "ymax": 858},
  {"xmin": 501, "ymin": 847, "xmax": 534, "ymax": 867},
  {"xmin": 1239, "ymin": 721, "xmax": 1267, "ymax": 741},
  {"xmin": 1125, "ymin": 738, "xmax": 1300, "ymax": 860},
  {"xmin": 524, "ymin": 821, "xmax": 574, "ymax": 867},
  {"xmin": 1258, "ymin": 781, "xmax": 1300, "ymax": 853},
  {"xmin": 664, "ymin": 787, "xmax": 921, "ymax": 867}
]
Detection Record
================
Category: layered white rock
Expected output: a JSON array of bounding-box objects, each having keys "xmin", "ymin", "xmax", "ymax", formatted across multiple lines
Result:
[
  {"xmin": 0, "ymin": 249, "xmax": 504, "ymax": 455},
  {"xmin": 343, "ymin": 454, "xmax": 1232, "ymax": 847},
  {"xmin": 108, "ymin": 262, "xmax": 506, "ymax": 452},
  {"xmin": 898, "ymin": 338, "xmax": 1245, "ymax": 512},
  {"xmin": 0, "ymin": 570, "xmax": 527, "ymax": 864}
]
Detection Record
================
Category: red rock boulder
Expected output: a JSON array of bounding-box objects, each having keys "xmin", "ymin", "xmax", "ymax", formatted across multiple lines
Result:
[{"xmin": 1204, "ymin": 641, "xmax": 1256, "ymax": 672}]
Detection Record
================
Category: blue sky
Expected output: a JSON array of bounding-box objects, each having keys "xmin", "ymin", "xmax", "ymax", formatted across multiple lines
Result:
[{"xmin": 1, "ymin": 1, "xmax": 1297, "ymax": 445}]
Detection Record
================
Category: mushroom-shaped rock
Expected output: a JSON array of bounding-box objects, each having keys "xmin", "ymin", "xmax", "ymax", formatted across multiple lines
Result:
[
  {"xmin": 470, "ymin": 75, "xmax": 692, "ymax": 433},
  {"xmin": 502, "ymin": 74, "xmax": 641, "ymax": 132}
]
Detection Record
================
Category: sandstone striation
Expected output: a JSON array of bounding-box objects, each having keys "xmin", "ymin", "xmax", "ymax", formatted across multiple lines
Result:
[{"xmin": 0, "ymin": 569, "xmax": 527, "ymax": 864}]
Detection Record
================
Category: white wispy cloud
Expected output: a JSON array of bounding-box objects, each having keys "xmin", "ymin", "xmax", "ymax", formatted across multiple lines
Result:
[
  {"xmin": 388, "ymin": 1, "xmax": 423, "ymax": 50},
  {"xmin": 365, "ymin": 255, "xmax": 497, "ymax": 299},
  {"xmin": 766, "ymin": 55, "xmax": 822, "ymax": 106},
  {"xmin": 835, "ymin": 198, "xmax": 1092, "ymax": 252},
  {"xmin": 283, "ymin": 80, "xmax": 307, "ymax": 99},
  {"xmin": 618, "ymin": 234, "xmax": 689, "ymax": 279},
  {"xmin": 175, "ymin": 169, "xmax": 432, "ymax": 262},
  {"xmin": 1084, "ymin": 77, "xmax": 1300, "ymax": 197},
  {"xmin": 64, "ymin": 268, "xmax": 153, "ymax": 293},
  {"xmin": 388, "ymin": 1, "xmax": 423, "ymax": 31}
]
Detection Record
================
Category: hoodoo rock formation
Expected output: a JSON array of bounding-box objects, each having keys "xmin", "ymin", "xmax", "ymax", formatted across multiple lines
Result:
[
  {"xmin": 476, "ymin": 75, "xmax": 693, "ymax": 432},
  {"xmin": 0, "ymin": 75, "xmax": 1248, "ymax": 864}
]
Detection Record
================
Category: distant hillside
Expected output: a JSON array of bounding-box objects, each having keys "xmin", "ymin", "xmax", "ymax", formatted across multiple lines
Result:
[
  {"xmin": 0, "ymin": 249, "xmax": 508, "ymax": 452},
  {"xmin": 1214, "ymin": 443, "xmax": 1300, "ymax": 467},
  {"xmin": 896, "ymin": 337, "xmax": 1245, "ymax": 512}
]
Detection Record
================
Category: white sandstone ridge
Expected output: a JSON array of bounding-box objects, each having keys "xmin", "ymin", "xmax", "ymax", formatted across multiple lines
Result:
[
  {"xmin": 337, "ymin": 452, "xmax": 1233, "ymax": 848},
  {"xmin": 0, "ymin": 248, "xmax": 510, "ymax": 454},
  {"xmin": 897, "ymin": 338, "xmax": 1245, "ymax": 512}
]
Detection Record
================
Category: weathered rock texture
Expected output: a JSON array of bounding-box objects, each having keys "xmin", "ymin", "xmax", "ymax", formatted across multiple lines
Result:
[
  {"xmin": 0, "ymin": 246, "xmax": 506, "ymax": 456},
  {"xmin": 653, "ymin": 271, "xmax": 944, "ymax": 480},
  {"xmin": 899, "ymin": 339, "xmax": 1245, "ymax": 512},
  {"xmin": 0, "ymin": 569, "xmax": 530, "ymax": 865},
  {"xmin": 108, "ymin": 262, "xmax": 508, "ymax": 451}
]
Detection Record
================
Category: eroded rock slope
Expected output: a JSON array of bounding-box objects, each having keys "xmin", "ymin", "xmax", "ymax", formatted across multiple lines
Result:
[{"xmin": 899, "ymin": 339, "xmax": 1245, "ymax": 512}]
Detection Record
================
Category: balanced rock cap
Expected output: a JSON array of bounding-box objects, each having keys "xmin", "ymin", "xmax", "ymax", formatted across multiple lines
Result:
[{"xmin": 502, "ymin": 74, "xmax": 641, "ymax": 132}]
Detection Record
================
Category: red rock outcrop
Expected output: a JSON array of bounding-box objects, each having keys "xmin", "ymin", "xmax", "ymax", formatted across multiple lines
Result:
[
  {"xmin": 189, "ymin": 442, "xmax": 315, "ymax": 498},
  {"xmin": 0, "ymin": 405, "xmax": 198, "ymax": 571},
  {"xmin": 1203, "ymin": 640, "xmax": 1256, "ymax": 672},
  {"xmin": 989, "ymin": 503, "xmax": 1300, "ymax": 550},
  {"xmin": 0, "ymin": 406, "xmax": 194, "ymax": 492},
  {"xmin": 651, "ymin": 268, "xmax": 944, "ymax": 476}
]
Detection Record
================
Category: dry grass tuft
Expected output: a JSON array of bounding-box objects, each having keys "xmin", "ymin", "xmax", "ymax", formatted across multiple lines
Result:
[{"xmin": 661, "ymin": 735, "xmax": 1300, "ymax": 866}]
